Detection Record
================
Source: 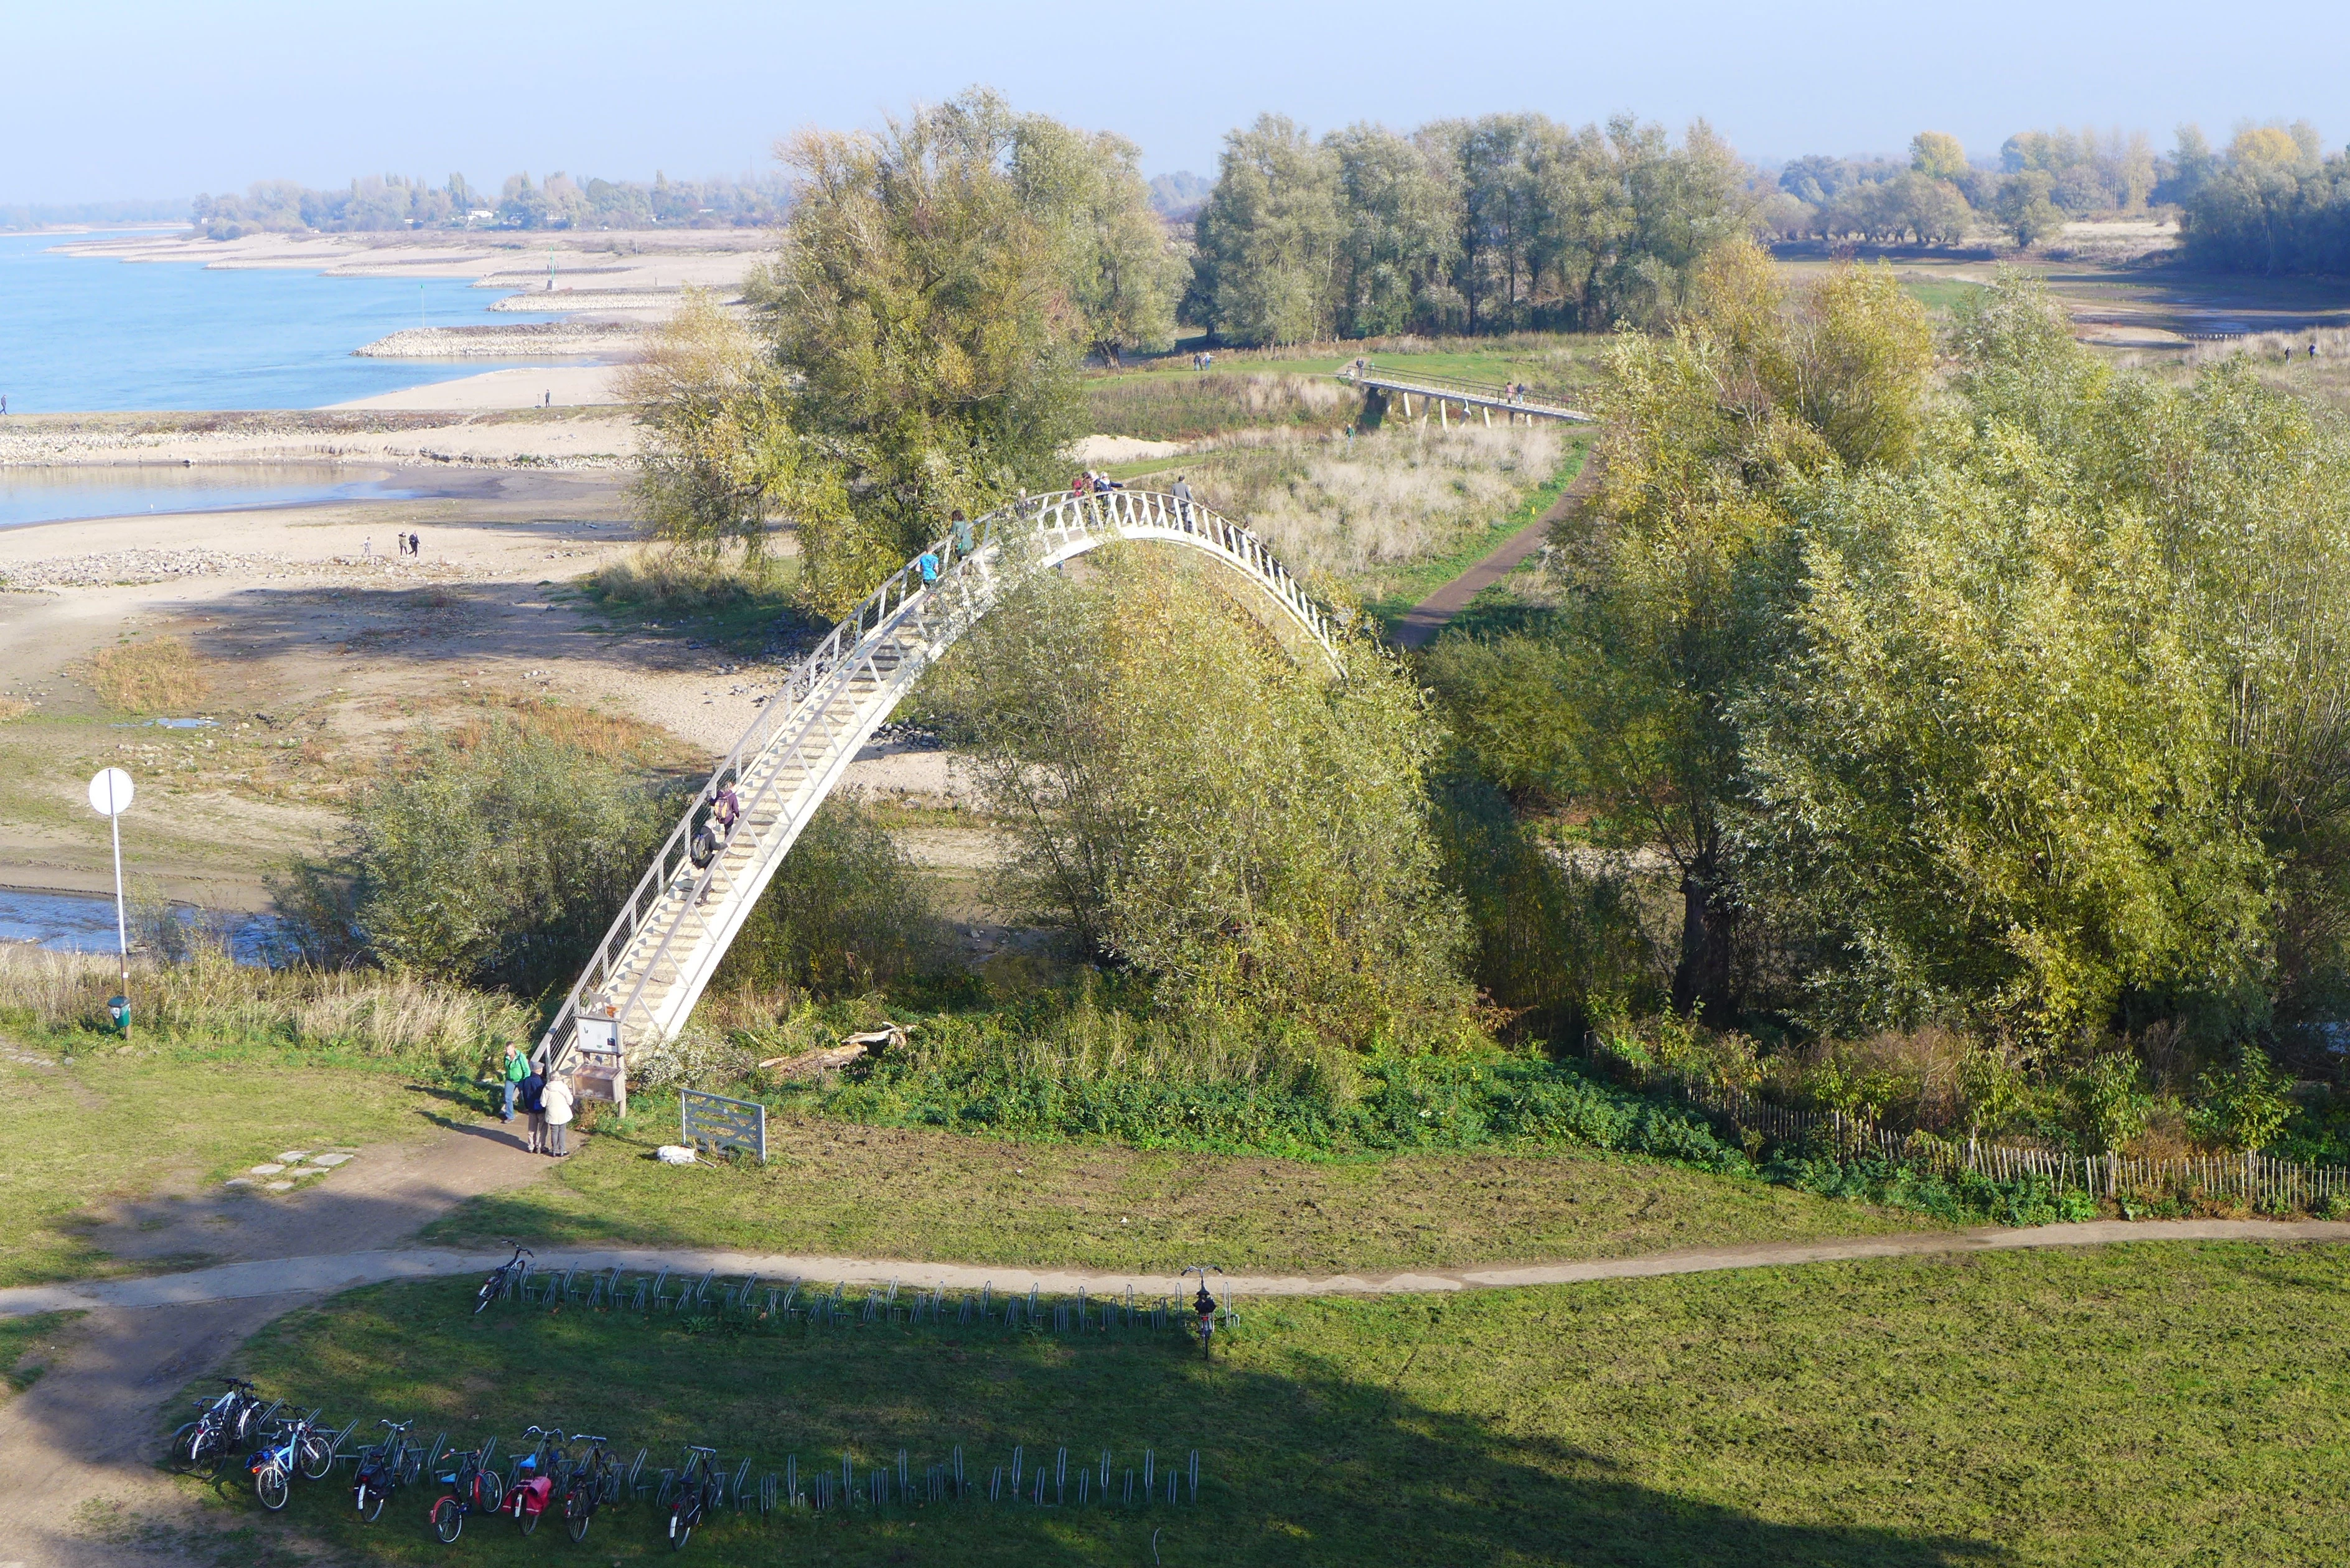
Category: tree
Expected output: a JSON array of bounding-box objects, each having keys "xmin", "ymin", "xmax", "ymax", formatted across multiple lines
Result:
[
  {"xmin": 948, "ymin": 551, "xmax": 1476, "ymax": 1048},
  {"xmin": 1910, "ymin": 131, "xmax": 1968, "ymax": 182},
  {"xmin": 1994, "ymin": 170, "xmax": 2065, "ymax": 246},
  {"xmin": 1328, "ymin": 122, "xmax": 1459, "ymax": 337},
  {"xmin": 1189, "ymin": 115, "xmax": 1346, "ymax": 345},
  {"xmin": 622, "ymin": 289, "xmax": 823, "ymax": 556},
  {"xmin": 752, "ymin": 89, "xmax": 1085, "ymax": 612},
  {"xmin": 1011, "ymin": 119, "xmax": 1183, "ymax": 361}
]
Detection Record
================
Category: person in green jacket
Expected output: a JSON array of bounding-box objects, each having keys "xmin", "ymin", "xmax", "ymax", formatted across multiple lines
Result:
[{"xmin": 500, "ymin": 1042, "xmax": 528, "ymax": 1122}]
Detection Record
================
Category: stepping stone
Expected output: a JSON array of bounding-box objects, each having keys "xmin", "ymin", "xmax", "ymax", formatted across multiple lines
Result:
[
  {"xmin": 249, "ymin": 1164, "xmax": 284, "ymax": 1176},
  {"xmin": 276, "ymin": 1150, "xmax": 311, "ymax": 1163},
  {"xmin": 264, "ymin": 1181, "xmax": 294, "ymax": 1192},
  {"xmin": 223, "ymin": 1177, "xmax": 253, "ymax": 1188},
  {"xmin": 293, "ymin": 1166, "xmax": 328, "ymax": 1178},
  {"xmin": 311, "ymin": 1153, "xmax": 353, "ymax": 1167}
]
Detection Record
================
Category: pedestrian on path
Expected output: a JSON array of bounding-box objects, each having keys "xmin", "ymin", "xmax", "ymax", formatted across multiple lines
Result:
[
  {"xmin": 520, "ymin": 1068, "xmax": 546, "ymax": 1154},
  {"xmin": 541, "ymin": 1072, "xmax": 576, "ymax": 1157},
  {"xmin": 500, "ymin": 1042, "xmax": 528, "ymax": 1121}
]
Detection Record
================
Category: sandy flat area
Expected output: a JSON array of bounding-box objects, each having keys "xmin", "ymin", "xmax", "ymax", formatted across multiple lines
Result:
[
  {"xmin": 0, "ymin": 408, "xmax": 639, "ymax": 468},
  {"xmin": 331, "ymin": 365, "xmax": 629, "ymax": 412},
  {"xmin": 0, "ymin": 480, "xmax": 998, "ymax": 908}
]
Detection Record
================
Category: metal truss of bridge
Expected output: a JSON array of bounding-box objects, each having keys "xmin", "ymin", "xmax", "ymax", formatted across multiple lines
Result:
[
  {"xmin": 534, "ymin": 489, "xmax": 1343, "ymax": 1078},
  {"xmin": 1337, "ymin": 362, "xmax": 1595, "ymax": 426}
]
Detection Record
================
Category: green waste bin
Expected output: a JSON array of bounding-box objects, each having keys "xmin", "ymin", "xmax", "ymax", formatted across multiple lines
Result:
[{"xmin": 106, "ymin": 996, "xmax": 131, "ymax": 1034}]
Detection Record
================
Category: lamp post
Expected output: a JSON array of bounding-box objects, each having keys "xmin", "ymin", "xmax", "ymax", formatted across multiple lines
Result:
[{"xmin": 87, "ymin": 767, "xmax": 134, "ymax": 1035}]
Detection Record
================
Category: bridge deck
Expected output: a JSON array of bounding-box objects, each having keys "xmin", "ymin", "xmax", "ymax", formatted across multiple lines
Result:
[{"xmin": 1337, "ymin": 365, "xmax": 1594, "ymax": 424}]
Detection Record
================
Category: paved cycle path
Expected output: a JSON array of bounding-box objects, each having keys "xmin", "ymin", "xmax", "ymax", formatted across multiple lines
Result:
[{"xmin": 9, "ymin": 1217, "xmax": 2348, "ymax": 1322}]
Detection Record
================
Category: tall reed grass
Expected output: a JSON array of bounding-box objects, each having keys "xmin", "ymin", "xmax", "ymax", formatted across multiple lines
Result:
[{"xmin": 0, "ymin": 945, "xmax": 531, "ymax": 1069}]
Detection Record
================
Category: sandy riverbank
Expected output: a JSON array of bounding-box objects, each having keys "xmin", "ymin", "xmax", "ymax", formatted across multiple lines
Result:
[
  {"xmin": 354, "ymin": 321, "xmax": 644, "ymax": 358},
  {"xmin": 0, "ymin": 408, "xmax": 638, "ymax": 467}
]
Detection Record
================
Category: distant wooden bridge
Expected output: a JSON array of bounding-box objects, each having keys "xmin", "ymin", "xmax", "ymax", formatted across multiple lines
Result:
[{"xmin": 1337, "ymin": 362, "xmax": 1595, "ymax": 426}]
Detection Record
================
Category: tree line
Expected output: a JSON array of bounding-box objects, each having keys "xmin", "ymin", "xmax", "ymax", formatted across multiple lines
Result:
[{"xmin": 189, "ymin": 169, "xmax": 787, "ymax": 238}]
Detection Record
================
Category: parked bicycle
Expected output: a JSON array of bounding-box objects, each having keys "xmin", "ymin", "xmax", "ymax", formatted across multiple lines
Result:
[
  {"xmin": 559, "ymin": 1432, "xmax": 616, "ymax": 1542},
  {"xmin": 169, "ymin": 1376, "xmax": 266, "ymax": 1476},
  {"xmin": 474, "ymin": 1244, "xmax": 533, "ymax": 1314},
  {"xmin": 666, "ymin": 1444, "xmax": 722, "ymax": 1550},
  {"xmin": 503, "ymin": 1426, "xmax": 568, "ymax": 1534},
  {"xmin": 1182, "ymin": 1265, "xmax": 1227, "ymax": 1361},
  {"xmin": 428, "ymin": 1440, "xmax": 503, "ymax": 1543},
  {"xmin": 246, "ymin": 1409, "xmax": 330, "ymax": 1513},
  {"xmin": 350, "ymin": 1418, "xmax": 414, "ymax": 1523}
]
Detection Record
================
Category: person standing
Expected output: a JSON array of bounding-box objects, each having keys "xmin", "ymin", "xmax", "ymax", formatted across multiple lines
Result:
[
  {"xmin": 519, "ymin": 1067, "xmax": 546, "ymax": 1153},
  {"xmin": 541, "ymin": 1072, "xmax": 576, "ymax": 1157},
  {"xmin": 500, "ymin": 1042, "xmax": 528, "ymax": 1121},
  {"xmin": 1169, "ymin": 474, "xmax": 1195, "ymax": 528}
]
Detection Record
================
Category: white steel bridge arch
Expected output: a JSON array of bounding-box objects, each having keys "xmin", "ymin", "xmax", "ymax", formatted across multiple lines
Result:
[{"xmin": 535, "ymin": 488, "xmax": 1342, "ymax": 1077}]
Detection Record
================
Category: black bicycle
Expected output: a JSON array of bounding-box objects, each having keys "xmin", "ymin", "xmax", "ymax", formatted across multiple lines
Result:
[
  {"xmin": 666, "ymin": 1444, "xmax": 721, "ymax": 1551},
  {"xmin": 352, "ymin": 1418, "xmax": 414, "ymax": 1523},
  {"xmin": 428, "ymin": 1440, "xmax": 503, "ymax": 1543},
  {"xmin": 1182, "ymin": 1264, "xmax": 1227, "ymax": 1361},
  {"xmin": 168, "ymin": 1377, "xmax": 264, "ymax": 1476},
  {"xmin": 474, "ymin": 1245, "xmax": 533, "ymax": 1314},
  {"xmin": 559, "ymin": 1432, "xmax": 614, "ymax": 1542}
]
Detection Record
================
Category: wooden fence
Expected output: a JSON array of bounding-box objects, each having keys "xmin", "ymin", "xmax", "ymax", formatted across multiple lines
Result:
[{"xmin": 1588, "ymin": 1048, "xmax": 2350, "ymax": 1215}]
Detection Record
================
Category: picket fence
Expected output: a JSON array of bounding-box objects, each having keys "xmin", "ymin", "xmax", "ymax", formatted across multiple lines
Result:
[{"xmin": 1588, "ymin": 1050, "xmax": 2350, "ymax": 1215}]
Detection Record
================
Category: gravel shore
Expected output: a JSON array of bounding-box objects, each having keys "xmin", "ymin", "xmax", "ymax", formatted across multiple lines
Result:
[{"xmin": 353, "ymin": 322, "xmax": 645, "ymax": 358}]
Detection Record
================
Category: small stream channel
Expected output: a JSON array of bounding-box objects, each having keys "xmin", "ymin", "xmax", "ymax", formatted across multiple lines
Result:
[{"xmin": 0, "ymin": 886, "xmax": 277, "ymax": 963}]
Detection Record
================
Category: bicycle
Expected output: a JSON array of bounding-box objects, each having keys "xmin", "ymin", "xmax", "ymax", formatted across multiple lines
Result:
[
  {"xmin": 427, "ymin": 1440, "xmax": 503, "ymax": 1543},
  {"xmin": 168, "ymin": 1376, "xmax": 264, "ymax": 1476},
  {"xmin": 666, "ymin": 1444, "xmax": 721, "ymax": 1551},
  {"xmin": 351, "ymin": 1418, "xmax": 414, "ymax": 1523},
  {"xmin": 1182, "ymin": 1265, "xmax": 1227, "ymax": 1361},
  {"xmin": 474, "ymin": 1244, "xmax": 533, "ymax": 1314},
  {"xmin": 246, "ymin": 1410, "xmax": 330, "ymax": 1513},
  {"xmin": 559, "ymin": 1432, "xmax": 615, "ymax": 1542},
  {"xmin": 503, "ymin": 1426, "xmax": 568, "ymax": 1535}
]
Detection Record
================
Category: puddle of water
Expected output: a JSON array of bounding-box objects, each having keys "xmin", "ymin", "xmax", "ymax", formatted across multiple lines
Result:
[
  {"xmin": 0, "ymin": 887, "xmax": 278, "ymax": 965},
  {"xmin": 0, "ymin": 464, "xmax": 426, "ymax": 531},
  {"xmin": 113, "ymin": 717, "xmax": 217, "ymax": 730}
]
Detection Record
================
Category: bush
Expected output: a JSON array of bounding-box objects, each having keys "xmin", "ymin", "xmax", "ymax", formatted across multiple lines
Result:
[
  {"xmin": 88, "ymin": 634, "xmax": 211, "ymax": 713},
  {"xmin": 708, "ymin": 793, "xmax": 944, "ymax": 997},
  {"xmin": 275, "ymin": 719, "xmax": 680, "ymax": 995}
]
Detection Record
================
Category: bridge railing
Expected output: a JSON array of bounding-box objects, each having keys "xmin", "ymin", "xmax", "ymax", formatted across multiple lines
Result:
[
  {"xmin": 533, "ymin": 489, "xmax": 1340, "ymax": 1073},
  {"xmin": 1339, "ymin": 362, "xmax": 1592, "ymax": 420}
]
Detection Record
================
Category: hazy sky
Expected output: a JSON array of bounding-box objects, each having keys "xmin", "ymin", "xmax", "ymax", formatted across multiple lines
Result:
[{"xmin": 11, "ymin": 0, "xmax": 2346, "ymax": 204}]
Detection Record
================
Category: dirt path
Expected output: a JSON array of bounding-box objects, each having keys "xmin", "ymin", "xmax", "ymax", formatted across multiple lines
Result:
[
  {"xmin": 1390, "ymin": 455, "xmax": 1596, "ymax": 649},
  {"xmin": 0, "ymin": 1122, "xmax": 549, "ymax": 1568}
]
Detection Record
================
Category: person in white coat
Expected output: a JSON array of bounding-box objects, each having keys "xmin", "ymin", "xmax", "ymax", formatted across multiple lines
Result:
[{"xmin": 541, "ymin": 1073, "xmax": 576, "ymax": 1157}]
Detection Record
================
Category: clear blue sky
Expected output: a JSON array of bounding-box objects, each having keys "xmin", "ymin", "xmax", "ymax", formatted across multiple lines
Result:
[{"xmin": 12, "ymin": 0, "xmax": 2346, "ymax": 204}]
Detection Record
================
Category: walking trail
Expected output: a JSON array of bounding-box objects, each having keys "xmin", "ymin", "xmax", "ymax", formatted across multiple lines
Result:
[
  {"xmin": 3, "ymin": 1118, "xmax": 2346, "ymax": 1568},
  {"xmin": 1388, "ymin": 450, "xmax": 1597, "ymax": 650}
]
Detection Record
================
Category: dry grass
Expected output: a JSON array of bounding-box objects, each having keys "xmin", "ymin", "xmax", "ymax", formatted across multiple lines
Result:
[
  {"xmin": 0, "ymin": 697, "xmax": 29, "ymax": 724},
  {"xmin": 1085, "ymin": 373, "xmax": 1353, "ymax": 443},
  {"xmin": 1183, "ymin": 422, "xmax": 1565, "ymax": 590},
  {"xmin": 587, "ymin": 544, "xmax": 796, "ymax": 614},
  {"xmin": 86, "ymin": 634, "xmax": 212, "ymax": 714},
  {"xmin": 0, "ymin": 945, "xmax": 533, "ymax": 1066}
]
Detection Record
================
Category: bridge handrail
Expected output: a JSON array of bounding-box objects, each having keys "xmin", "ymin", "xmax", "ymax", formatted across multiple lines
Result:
[{"xmin": 532, "ymin": 488, "xmax": 1339, "ymax": 1072}]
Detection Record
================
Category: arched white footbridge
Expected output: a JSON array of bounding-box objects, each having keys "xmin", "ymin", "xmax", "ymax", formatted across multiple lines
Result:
[{"xmin": 534, "ymin": 489, "xmax": 1342, "ymax": 1078}]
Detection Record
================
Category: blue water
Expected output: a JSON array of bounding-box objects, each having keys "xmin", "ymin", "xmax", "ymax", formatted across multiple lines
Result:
[
  {"xmin": 0, "ymin": 231, "xmax": 568, "ymax": 412},
  {"xmin": 0, "ymin": 887, "xmax": 278, "ymax": 964},
  {"xmin": 0, "ymin": 462, "xmax": 429, "ymax": 530}
]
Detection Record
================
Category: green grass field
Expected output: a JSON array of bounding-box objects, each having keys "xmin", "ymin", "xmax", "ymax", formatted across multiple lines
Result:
[
  {"xmin": 421, "ymin": 1097, "xmax": 1924, "ymax": 1272},
  {"xmin": 205, "ymin": 1241, "xmax": 2350, "ymax": 1565},
  {"xmin": 1362, "ymin": 437, "xmax": 1589, "ymax": 630},
  {"xmin": 0, "ymin": 1046, "xmax": 458, "ymax": 1286}
]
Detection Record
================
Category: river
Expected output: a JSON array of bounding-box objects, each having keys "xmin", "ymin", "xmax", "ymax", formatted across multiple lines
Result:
[{"xmin": 0, "ymin": 230, "xmax": 566, "ymax": 412}]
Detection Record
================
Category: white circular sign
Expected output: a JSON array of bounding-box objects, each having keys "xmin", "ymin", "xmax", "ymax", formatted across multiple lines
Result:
[{"xmin": 87, "ymin": 768, "xmax": 134, "ymax": 818}]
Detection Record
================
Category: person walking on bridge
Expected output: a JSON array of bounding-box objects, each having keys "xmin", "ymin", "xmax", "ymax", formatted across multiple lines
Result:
[{"xmin": 1169, "ymin": 474, "xmax": 1195, "ymax": 528}]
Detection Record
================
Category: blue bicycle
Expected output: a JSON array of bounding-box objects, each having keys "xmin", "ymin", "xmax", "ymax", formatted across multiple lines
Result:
[{"xmin": 248, "ymin": 1409, "xmax": 331, "ymax": 1512}]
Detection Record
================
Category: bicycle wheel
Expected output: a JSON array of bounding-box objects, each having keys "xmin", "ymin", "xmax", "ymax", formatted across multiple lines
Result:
[
  {"xmin": 517, "ymin": 1496, "xmax": 540, "ymax": 1536},
  {"xmin": 256, "ymin": 1465, "xmax": 289, "ymax": 1512},
  {"xmin": 1200, "ymin": 1323, "xmax": 1213, "ymax": 1360},
  {"xmin": 668, "ymin": 1509, "xmax": 691, "ymax": 1552},
  {"xmin": 166, "ymin": 1422, "xmax": 200, "ymax": 1473},
  {"xmin": 301, "ymin": 1433, "xmax": 334, "ymax": 1480},
  {"xmin": 564, "ymin": 1490, "xmax": 592, "ymax": 1542},
  {"xmin": 473, "ymin": 1278, "xmax": 498, "ymax": 1315},
  {"xmin": 432, "ymin": 1496, "xmax": 465, "ymax": 1543}
]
